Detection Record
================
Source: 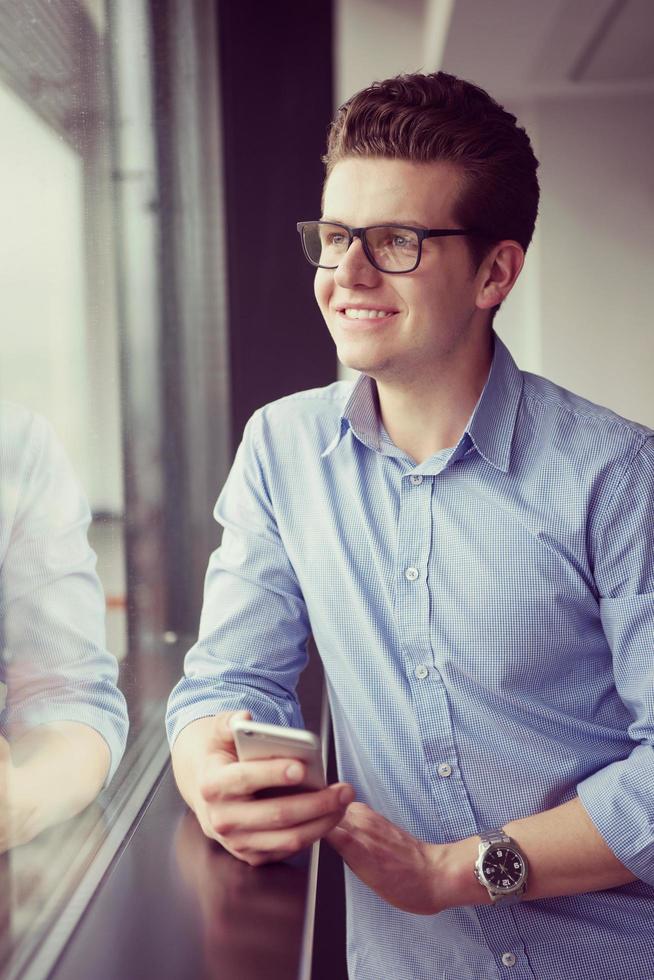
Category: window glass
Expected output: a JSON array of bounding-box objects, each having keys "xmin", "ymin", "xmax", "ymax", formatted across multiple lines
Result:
[{"xmin": 0, "ymin": 1, "xmax": 194, "ymax": 974}]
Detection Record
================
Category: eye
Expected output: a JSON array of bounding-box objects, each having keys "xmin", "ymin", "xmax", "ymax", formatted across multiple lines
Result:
[
  {"xmin": 391, "ymin": 234, "xmax": 418, "ymax": 252},
  {"xmin": 321, "ymin": 229, "xmax": 349, "ymax": 248}
]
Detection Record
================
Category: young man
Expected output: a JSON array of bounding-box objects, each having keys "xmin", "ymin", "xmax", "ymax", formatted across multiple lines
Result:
[{"xmin": 167, "ymin": 73, "xmax": 654, "ymax": 979}]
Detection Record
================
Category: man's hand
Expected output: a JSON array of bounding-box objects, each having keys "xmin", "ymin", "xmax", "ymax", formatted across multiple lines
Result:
[
  {"xmin": 327, "ymin": 802, "xmax": 447, "ymax": 915},
  {"xmin": 171, "ymin": 710, "xmax": 355, "ymax": 866}
]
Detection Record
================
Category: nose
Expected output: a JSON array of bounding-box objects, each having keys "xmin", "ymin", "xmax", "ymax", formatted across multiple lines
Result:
[{"xmin": 333, "ymin": 236, "xmax": 380, "ymax": 288}]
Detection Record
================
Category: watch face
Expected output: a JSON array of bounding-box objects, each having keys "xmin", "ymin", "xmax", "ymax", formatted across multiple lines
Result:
[{"xmin": 482, "ymin": 845, "xmax": 526, "ymax": 891}]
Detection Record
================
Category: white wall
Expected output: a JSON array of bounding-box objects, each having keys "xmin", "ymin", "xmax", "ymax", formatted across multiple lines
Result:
[
  {"xmin": 497, "ymin": 92, "xmax": 654, "ymax": 428},
  {"xmin": 536, "ymin": 92, "xmax": 654, "ymax": 427},
  {"xmin": 335, "ymin": 0, "xmax": 428, "ymax": 106}
]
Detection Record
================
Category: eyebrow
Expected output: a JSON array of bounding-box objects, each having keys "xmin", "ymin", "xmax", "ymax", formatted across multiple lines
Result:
[{"xmin": 320, "ymin": 216, "xmax": 430, "ymax": 229}]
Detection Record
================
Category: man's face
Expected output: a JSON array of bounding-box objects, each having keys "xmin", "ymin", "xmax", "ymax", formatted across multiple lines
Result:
[{"xmin": 314, "ymin": 156, "xmax": 489, "ymax": 384}]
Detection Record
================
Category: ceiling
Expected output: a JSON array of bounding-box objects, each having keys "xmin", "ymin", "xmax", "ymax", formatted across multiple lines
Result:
[
  {"xmin": 441, "ymin": 0, "xmax": 654, "ymax": 99},
  {"xmin": 336, "ymin": 0, "xmax": 654, "ymax": 105}
]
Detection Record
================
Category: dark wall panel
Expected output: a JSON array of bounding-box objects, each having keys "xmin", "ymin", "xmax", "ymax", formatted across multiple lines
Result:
[{"xmin": 217, "ymin": 0, "xmax": 336, "ymax": 447}]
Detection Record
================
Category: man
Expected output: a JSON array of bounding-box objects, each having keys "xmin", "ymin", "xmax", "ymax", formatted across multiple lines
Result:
[
  {"xmin": 167, "ymin": 73, "xmax": 654, "ymax": 979},
  {"xmin": 1, "ymin": 403, "xmax": 128, "ymax": 850}
]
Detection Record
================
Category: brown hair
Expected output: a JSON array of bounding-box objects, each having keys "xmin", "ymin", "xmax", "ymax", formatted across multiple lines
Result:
[{"xmin": 324, "ymin": 72, "xmax": 540, "ymax": 268}]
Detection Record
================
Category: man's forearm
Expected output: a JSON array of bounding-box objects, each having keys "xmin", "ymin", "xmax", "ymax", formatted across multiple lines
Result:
[
  {"xmin": 327, "ymin": 794, "xmax": 637, "ymax": 916},
  {"xmin": 439, "ymin": 796, "xmax": 635, "ymax": 908}
]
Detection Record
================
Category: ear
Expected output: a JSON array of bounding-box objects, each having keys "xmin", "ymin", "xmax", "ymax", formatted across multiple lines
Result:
[{"xmin": 475, "ymin": 241, "xmax": 524, "ymax": 310}]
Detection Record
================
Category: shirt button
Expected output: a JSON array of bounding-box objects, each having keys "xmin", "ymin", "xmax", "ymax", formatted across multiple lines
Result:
[
  {"xmin": 501, "ymin": 952, "xmax": 516, "ymax": 968},
  {"xmin": 415, "ymin": 664, "xmax": 429, "ymax": 680},
  {"xmin": 437, "ymin": 763, "xmax": 452, "ymax": 777},
  {"xmin": 410, "ymin": 474, "xmax": 423, "ymax": 485},
  {"xmin": 405, "ymin": 566, "xmax": 419, "ymax": 581}
]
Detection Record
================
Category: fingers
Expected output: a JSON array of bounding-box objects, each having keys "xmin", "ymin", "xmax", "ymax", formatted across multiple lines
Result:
[
  {"xmin": 210, "ymin": 782, "xmax": 353, "ymax": 835},
  {"xmin": 333, "ymin": 801, "xmax": 372, "ymax": 831},
  {"xmin": 325, "ymin": 830, "xmax": 357, "ymax": 871},
  {"xmin": 325, "ymin": 824, "xmax": 349, "ymax": 850},
  {"xmin": 200, "ymin": 754, "xmax": 312, "ymax": 803},
  {"xmin": 325, "ymin": 803, "xmax": 381, "ymax": 861},
  {"xmin": 204, "ymin": 782, "xmax": 355, "ymax": 863},
  {"xmin": 223, "ymin": 794, "xmax": 354, "ymax": 866}
]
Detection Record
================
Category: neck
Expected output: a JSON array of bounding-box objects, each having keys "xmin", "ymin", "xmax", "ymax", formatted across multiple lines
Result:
[{"xmin": 376, "ymin": 333, "xmax": 493, "ymax": 464}]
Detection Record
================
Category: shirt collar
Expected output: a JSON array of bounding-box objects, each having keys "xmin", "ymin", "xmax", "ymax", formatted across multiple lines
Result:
[
  {"xmin": 465, "ymin": 334, "xmax": 523, "ymax": 473},
  {"xmin": 321, "ymin": 373, "xmax": 382, "ymax": 456},
  {"xmin": 322, "ymin": 333, "xmax": 523, "ymax": 473}
]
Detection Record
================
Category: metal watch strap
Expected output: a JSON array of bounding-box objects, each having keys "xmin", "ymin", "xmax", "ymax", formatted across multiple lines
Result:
[
  {"xmin": 476, "ymin": 827, "xmax": 527, "ymax": 905},
  {"xmin": 480, "ymin": 828, "xmax": 512, "ymax": 849},
  {"xmin": 479, "ymin": 827, "xmax": 513, "ymax": 847}
]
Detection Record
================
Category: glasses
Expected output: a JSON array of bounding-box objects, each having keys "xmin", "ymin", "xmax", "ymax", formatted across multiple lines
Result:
[{"xmin": 296, "ymin": 220, "xmax": 479, "ymax": 274}]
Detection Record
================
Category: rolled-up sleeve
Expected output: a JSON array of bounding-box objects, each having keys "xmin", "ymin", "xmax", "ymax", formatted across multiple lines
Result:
[
  {"xmin": 166, "ymin": 410, "xmax": 310, "ymax": 747},
  {"xmin": 577, "ymin": 436, "xmax": 654, "ymax": 884},
  {"xmin": 0, "ymin": 406, "xmax": 128, "ymax": 784}
]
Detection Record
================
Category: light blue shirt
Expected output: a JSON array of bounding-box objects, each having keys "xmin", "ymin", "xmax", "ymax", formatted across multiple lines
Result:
[
  {"xmin": 0, "ymin": 403, "xmax": 128, "ymax": 782},
  {"xmin": 167, "ymin": 336, "xmax": 654, "ymax": 980}
]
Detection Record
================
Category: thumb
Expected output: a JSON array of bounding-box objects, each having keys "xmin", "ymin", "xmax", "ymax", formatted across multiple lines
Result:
[
  {"xmin": 207, "ymin": 710, "xmax": 252, "ymax": 754},
  {"xmin": 325, "ymin": 824, "xmax": 351, "ymax": 858}
]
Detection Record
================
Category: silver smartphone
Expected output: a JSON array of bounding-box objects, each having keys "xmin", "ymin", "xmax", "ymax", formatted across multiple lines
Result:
[{"xmin": 231, "ymin": 719, "xmax": 325, "ymax": 796}]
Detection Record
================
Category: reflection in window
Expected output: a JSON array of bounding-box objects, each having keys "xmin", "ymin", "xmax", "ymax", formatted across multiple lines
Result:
[
  {"xmin": 0, "ymin": 1, "xmax": 199, "ymax": 975},
  {"xmin": 0, "ymin": 0, "xmax": 126, "ymax": 657}
]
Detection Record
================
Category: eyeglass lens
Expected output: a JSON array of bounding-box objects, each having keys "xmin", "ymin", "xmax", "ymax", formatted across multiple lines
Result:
[{"xmin": 302, "ymin": 222, "xmax": 420, "ymax": 272}]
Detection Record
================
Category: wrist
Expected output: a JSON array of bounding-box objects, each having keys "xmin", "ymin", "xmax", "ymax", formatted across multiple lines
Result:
[
  {"xmin": 171, "ymin": 717, "xmax": 218, "ymax": 811},
  {"xmin": 424, "ymin": 837, "xmax": 490, "ymax": 913}
]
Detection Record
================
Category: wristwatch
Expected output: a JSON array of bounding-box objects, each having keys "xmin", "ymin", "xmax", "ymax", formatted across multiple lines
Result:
[{"xmin": 474, "ymin": 828, "xmax": 528, "ymax": 904}]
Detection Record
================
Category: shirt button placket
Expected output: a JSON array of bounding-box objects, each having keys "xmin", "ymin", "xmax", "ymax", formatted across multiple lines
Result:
[{"xmin": 501, "ymin": 952, "xmax": 517, "ymax": 968}]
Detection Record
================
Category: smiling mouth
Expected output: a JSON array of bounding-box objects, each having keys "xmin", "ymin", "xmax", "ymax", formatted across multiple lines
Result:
[{"xmin": 339, "ymin": 308, "xmax": 397, "ymax": 320}]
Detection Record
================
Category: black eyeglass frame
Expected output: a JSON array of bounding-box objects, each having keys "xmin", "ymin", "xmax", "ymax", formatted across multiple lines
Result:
[{"xmin": 296, "ymin": 220, "xmax": 481, "ymax": 274}]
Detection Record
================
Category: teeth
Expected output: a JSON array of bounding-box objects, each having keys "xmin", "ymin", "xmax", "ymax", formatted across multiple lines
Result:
[{"xmin": 343, "ymin": 308, "xmax": 393, "ymax": 320}]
